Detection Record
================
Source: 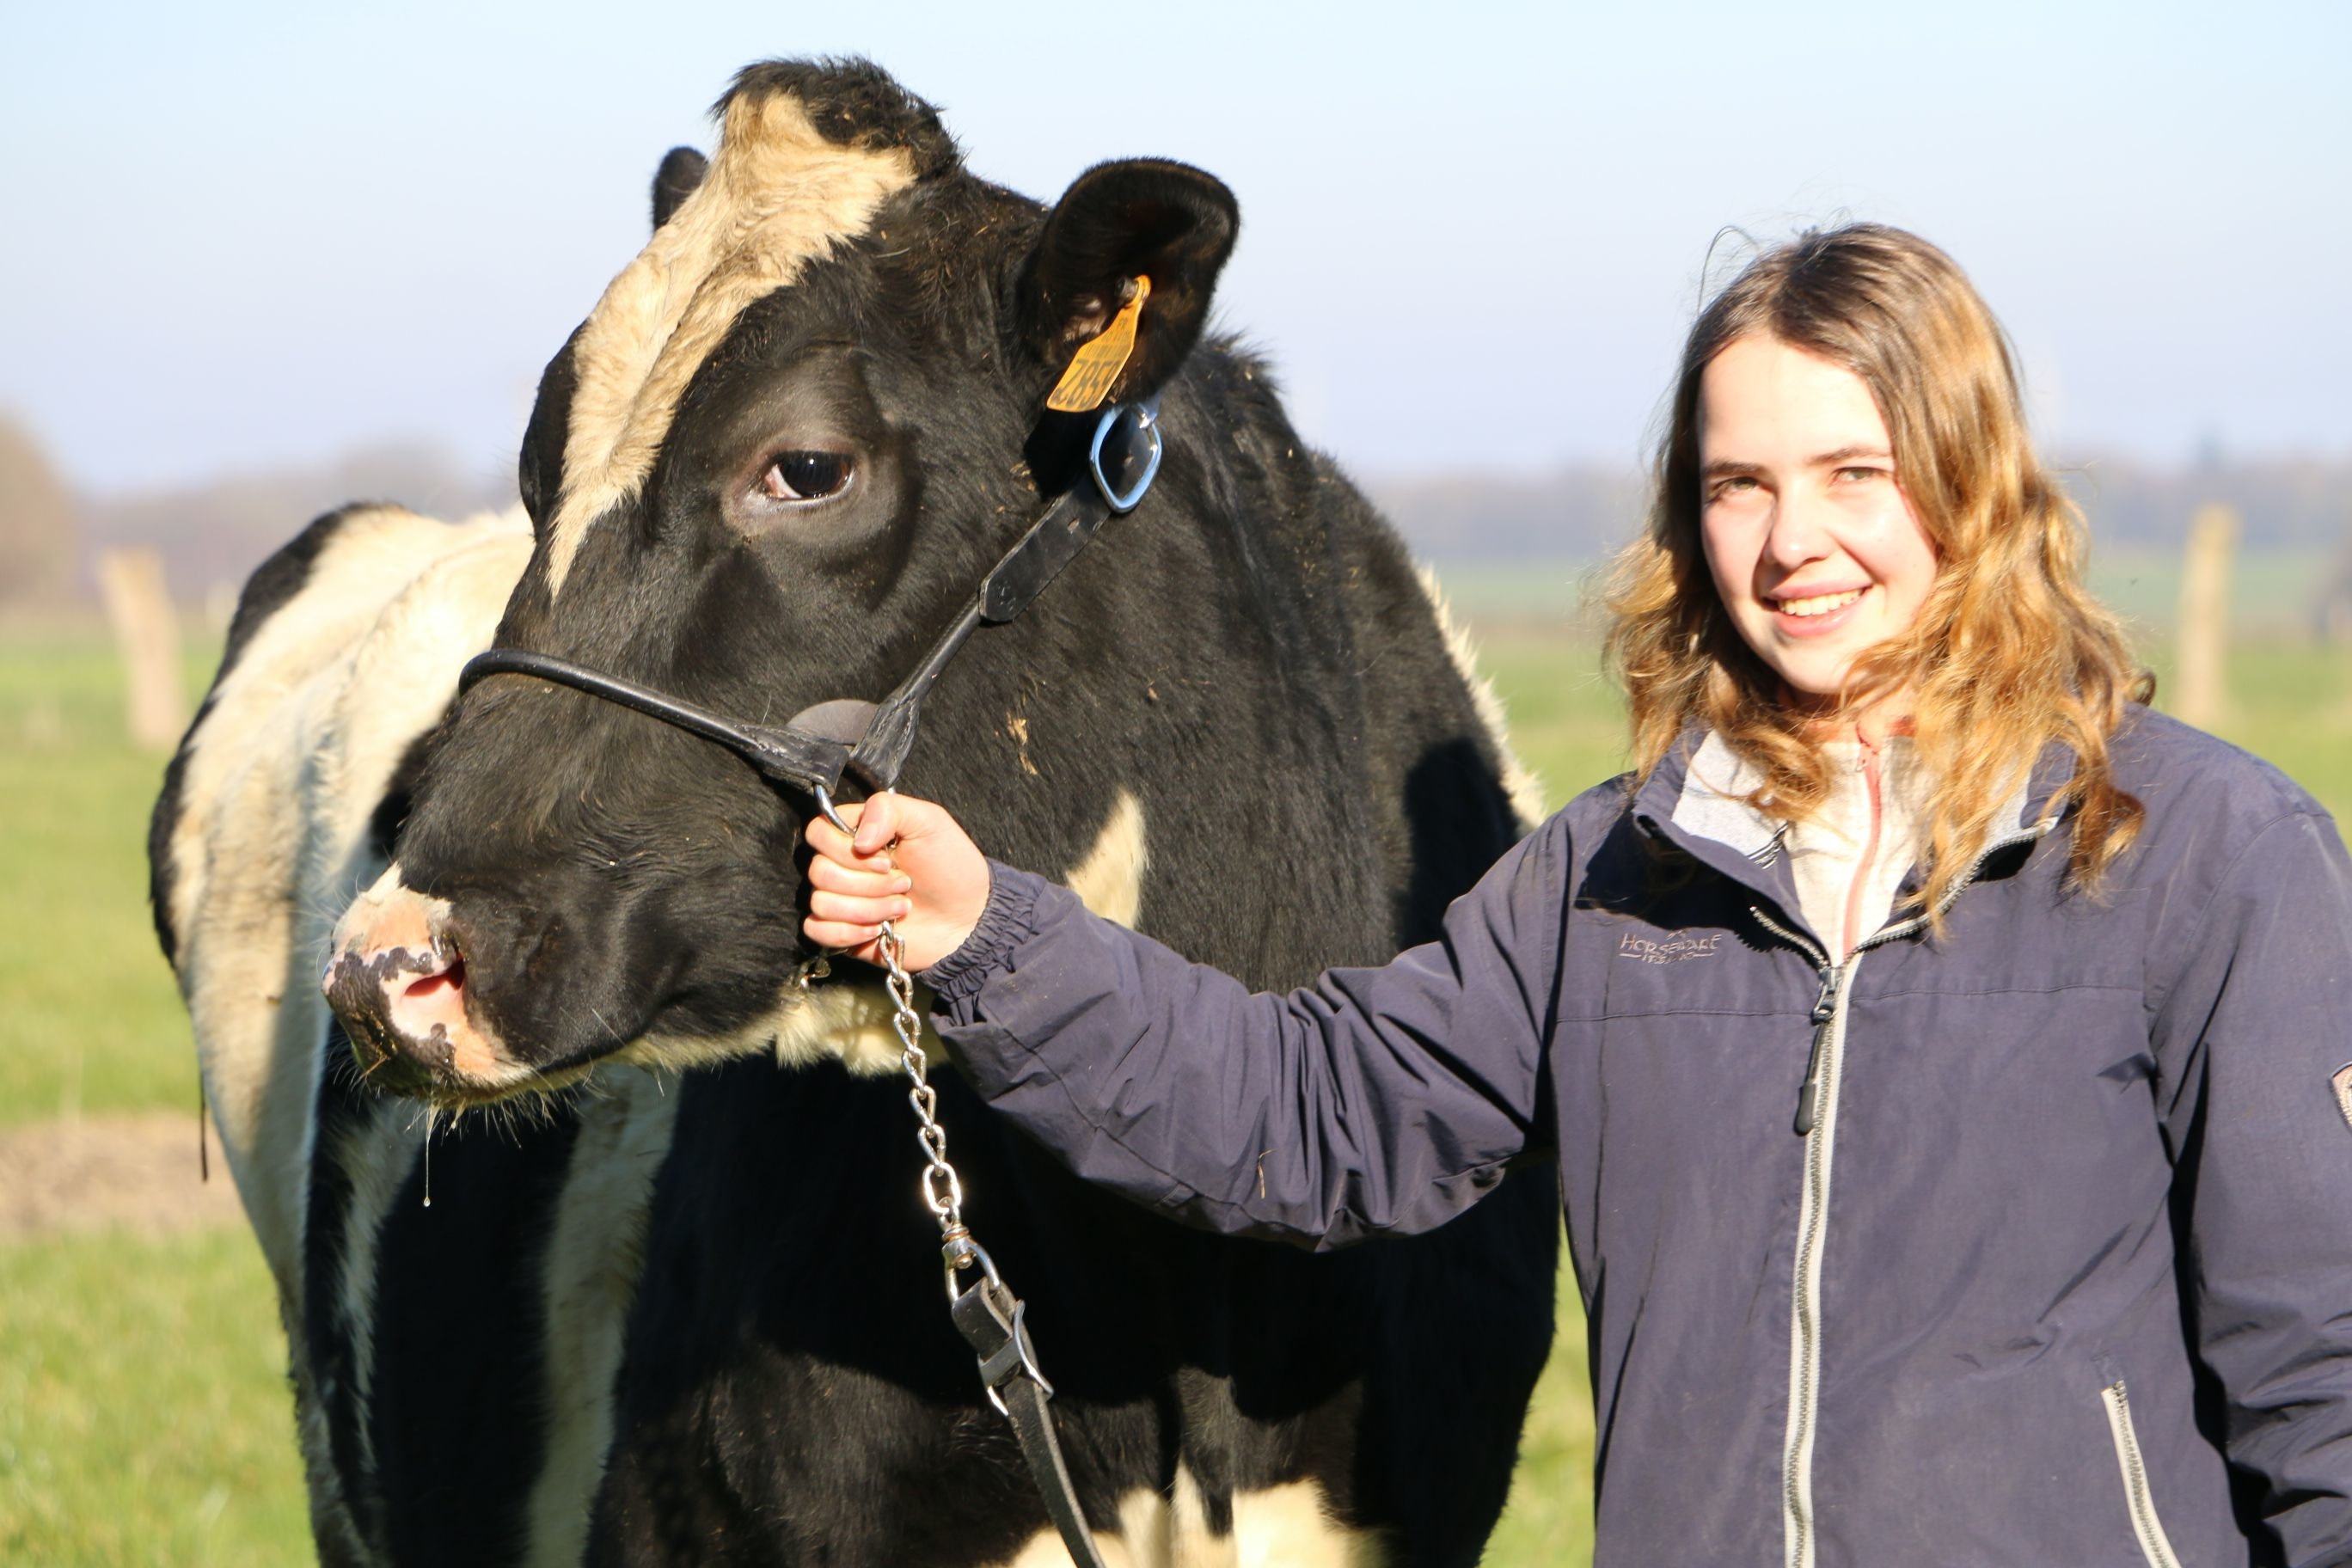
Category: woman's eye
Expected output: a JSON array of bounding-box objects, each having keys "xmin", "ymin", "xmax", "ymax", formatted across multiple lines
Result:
[
  {"xmin": 759, "ymin": 451, "xmax": 854, "ymax": 501},
  {"xmin": 1834, "ymin": 466, "xmax": 1887, "ymax": 485},
  {"xmin": 1708, "ymin": 476, "xmax": 1757, "ymax": 502}
]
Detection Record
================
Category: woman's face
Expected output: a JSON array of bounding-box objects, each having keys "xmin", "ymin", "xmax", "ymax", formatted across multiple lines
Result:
[{"xmin": 1697, "ymin": 334, "xmax": 1939, "ymax": 706}]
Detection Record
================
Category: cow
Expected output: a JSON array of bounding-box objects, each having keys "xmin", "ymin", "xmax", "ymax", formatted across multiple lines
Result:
[{"xmin": 151, "ymin": 58, "xmax": 1561, "ymax": 1568}]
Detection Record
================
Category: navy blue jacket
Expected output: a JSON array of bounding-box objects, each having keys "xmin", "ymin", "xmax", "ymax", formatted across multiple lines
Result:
[{"xmin": 929, "ymin": 709, "xmax": 2352, "ymax": 1567}]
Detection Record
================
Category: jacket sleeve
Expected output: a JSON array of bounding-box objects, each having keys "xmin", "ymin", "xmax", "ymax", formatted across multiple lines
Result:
[
  {"xmin": 925, "ymin": 814, "xmax": 1570, "ymax": 1249},
  {"xmin": 2150, "ymin": 806, "xmax": 2352, "ymax": 1563}
]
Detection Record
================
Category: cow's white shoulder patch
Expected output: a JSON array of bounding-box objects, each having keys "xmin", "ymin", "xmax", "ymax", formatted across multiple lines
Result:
[
  {"xmin": 1413, "ymin": 563, "xmax": 1548, "ymax": 830},
  {"xmin": 1065, "ymin": 787, "xmax": 1148, "ymax": 928},
  {"xmin": 546, "ymin": 86, "xmax": 920, "ymax": 596},
  {"xmin": 169, "ymin": 505, "xmax": 530, "ymax": 1297}
]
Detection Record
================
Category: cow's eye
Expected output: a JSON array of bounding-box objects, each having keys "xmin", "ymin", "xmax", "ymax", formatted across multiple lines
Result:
[{"xmin": 759, "ymin": 451, "xmax": 854, "ymax": 502}]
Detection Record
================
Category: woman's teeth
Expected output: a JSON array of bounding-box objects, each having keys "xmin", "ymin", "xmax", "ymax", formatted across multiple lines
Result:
[{"xmin": 1776, "ymin": 588, "xmax": 1865, "ymax": 618}]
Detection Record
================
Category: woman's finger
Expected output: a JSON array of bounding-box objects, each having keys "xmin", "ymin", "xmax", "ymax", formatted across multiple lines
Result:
[
  {"xmin": 852, "ymin": 791, "xmax": 899, "ymax": 857},
  {"xmin": 807, "ymin": 887, "xmax": 912, "ymax": 926},
  {"xmin": 801, "ymin": 916, "xmax": 883, "ymax": 953},
  {"xmin": 805, "ymin": 855, "xmax": 910, "ymax": 895},
  {"xmin": 805, "ymin": 814, "xmax": 851, "ymax": 858},
  {"xmin": 805, "ymin": 810, "xmax": 894, "ymax": 872}
]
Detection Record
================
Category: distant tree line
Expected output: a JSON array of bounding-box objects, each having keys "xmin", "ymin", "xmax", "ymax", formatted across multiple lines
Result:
[
  {"xmin": 0, "ymin": 413, "xmax": 77, "ymax": 606},
  {"xmin": 2056, "ymin": 454, "xmax": 2352, "ymax": 553},
  {"xmin": 80, "ymin": 444, "xmax": 516, "ymax": 612}
]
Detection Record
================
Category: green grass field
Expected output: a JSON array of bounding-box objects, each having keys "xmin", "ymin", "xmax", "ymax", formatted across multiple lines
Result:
[
  {"xmin": 1, "ymin": 1228, "xmax": 309, "ymax": 1565},
  {"xmin": 3, "ymin": 567, "xmax": 2347, "ymax": 1564},
  {"xmin": 0, "ymin": 626, "xmax": 215, "ymax": 1132}
]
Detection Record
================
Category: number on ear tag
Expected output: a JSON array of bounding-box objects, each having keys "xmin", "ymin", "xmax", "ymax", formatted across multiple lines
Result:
[{"xmin": 1046, "ymin": 276, "xmax": 1151, "ymax": 413}]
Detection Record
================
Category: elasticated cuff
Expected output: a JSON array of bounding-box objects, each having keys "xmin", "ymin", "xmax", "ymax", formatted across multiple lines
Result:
[{"xmin": 922, "ymin": 861, "xmax": 1045, "ymax": 1006}]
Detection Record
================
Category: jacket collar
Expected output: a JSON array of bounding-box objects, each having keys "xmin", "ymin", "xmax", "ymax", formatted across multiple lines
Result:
[{"xmin": 1628, "ymin": 726, "xmax": 2075, "ymax": 941}]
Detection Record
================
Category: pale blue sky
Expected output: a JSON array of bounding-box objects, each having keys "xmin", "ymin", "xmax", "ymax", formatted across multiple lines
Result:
[{"xmin": 3, "ymin": 0, "xmax": 2345, "ymax": 497}]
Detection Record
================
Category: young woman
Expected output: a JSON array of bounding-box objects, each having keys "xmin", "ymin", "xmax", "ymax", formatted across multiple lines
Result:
[{"xmin": 803, "ymin": 225, "xmax": 2352, "ymax": 1566}]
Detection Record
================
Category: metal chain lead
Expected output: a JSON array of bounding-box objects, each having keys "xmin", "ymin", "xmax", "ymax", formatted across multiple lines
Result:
[
  {"xmin": 814, "ymin": 786, "xmax": 991, "ymax": 1297},
  {"xmin": 877, "ymin": 919, "xmax": 965, "ymax": 1228}
]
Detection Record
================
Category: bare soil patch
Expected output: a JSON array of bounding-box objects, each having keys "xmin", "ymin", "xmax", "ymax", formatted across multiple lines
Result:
[{"xmin": 0, "ymin": 1111, "xmax": 242, "ymax": 1240}]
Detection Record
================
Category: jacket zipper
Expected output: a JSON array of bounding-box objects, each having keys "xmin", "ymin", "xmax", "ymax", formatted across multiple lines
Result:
[
  {"xmin": 2100, "ymin": 1380, "xmax": 2184, "ymax": 1568},
  {"xmin": 1792, "ymin": 963, "xmax": 1840, "ymax": 1136},
  {"xmin": 1750, "ymin": 904, "xmax": 1847, "ymax": 1568},
  {"xmin": 1752, "ymin": 816, "xmax": 2056, "ymax": 1568}
]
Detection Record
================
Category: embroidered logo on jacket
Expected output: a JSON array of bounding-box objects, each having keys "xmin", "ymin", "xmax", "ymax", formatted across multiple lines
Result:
[{"xmin": 1618, "ymin": 932, "xmax": 1724, "ymax": 965}]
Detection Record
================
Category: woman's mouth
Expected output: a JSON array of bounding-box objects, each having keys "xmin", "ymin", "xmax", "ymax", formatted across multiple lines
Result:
[{"xmin": 1770, "ymin": 585, "xmax": 1869, "ymax": 635}]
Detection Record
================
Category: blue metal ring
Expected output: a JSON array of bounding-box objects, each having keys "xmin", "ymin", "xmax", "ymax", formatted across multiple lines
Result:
[{"xmin": 1088, "ymin": 400, "xmax": 1163, "ymax": 513}]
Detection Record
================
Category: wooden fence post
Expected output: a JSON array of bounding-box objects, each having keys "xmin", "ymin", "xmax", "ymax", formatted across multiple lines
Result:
[
  {"xmin": 2174, "ymin": 504, "xmax": 2239, "ymax": 728},
  {"xmin": 95, "ymin": 547, "xmax": 187, "ymax": 750}
]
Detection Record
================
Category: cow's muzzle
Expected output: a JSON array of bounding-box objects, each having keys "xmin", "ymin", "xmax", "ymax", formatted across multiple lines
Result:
[{"xmin": 324, "ymin": 867, "xmax": 528, "ymax": 1101}]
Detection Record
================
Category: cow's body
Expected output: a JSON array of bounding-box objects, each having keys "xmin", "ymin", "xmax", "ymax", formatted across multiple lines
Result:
[{"xmin": 153, "ymin": 61, "xmax": 1560, "ymax": 1567}]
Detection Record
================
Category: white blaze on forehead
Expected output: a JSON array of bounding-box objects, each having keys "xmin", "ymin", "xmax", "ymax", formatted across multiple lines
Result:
[{"xmin": 544, "ymin": 89, "xmax": 920, "ymax": 596}]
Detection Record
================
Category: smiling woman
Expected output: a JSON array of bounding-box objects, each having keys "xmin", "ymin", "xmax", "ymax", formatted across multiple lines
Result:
[{"xmin": 1610, "ymin": 224, "xmax": 2147, "ymax": 926}]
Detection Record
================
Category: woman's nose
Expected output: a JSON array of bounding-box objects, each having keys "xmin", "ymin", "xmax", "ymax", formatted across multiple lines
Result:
[{"xmin": 1761, "ymin": 492, "xmax": 1835, "ymax": 572}]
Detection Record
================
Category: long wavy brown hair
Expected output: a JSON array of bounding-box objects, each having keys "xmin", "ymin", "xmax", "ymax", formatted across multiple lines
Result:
[{"xmin": 1603, "ymin": 224, "xmax": 2150, "ymax": 922}]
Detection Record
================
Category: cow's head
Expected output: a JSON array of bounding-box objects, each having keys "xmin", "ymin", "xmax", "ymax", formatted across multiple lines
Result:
[{"xmin": 323, "ymin": 60, "xmax": 1236, "ymax": 1103}]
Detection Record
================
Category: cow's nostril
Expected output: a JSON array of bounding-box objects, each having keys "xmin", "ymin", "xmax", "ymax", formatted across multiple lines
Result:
[
  {"xmin": 404, "ymin": 957, "xmax": 466, "ymax": 1003},
  {"xmin": 387, "ymin": 947, "xmax": 471, "ymax": 1050}
]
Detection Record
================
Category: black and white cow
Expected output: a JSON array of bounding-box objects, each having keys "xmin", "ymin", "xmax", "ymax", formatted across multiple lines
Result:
[{"xmin": 152, "ymin": 59, "xmax": 1560, "ymax": 1567}]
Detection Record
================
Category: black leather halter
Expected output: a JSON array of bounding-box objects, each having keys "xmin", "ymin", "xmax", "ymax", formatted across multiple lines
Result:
[{"xmin": 457, "ymin": 397, "xmax": 1165, "ymax": 802}]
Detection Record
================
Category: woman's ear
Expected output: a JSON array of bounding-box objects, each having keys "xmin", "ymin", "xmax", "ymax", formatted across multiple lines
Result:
[{"xmin": 1017, "ymin": 159, "xmax": 1239, "ymax": 407}]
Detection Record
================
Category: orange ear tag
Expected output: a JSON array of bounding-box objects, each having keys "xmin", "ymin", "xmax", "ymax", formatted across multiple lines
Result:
[{"xmin": 1045, "ymin": 275, "xmax": 1151, "ymax": 413}]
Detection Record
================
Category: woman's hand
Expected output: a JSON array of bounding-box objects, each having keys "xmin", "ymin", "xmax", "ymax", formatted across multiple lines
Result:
[{"xmin": 802, "ymin": 791, "xmax": 991, "ymax": 972}]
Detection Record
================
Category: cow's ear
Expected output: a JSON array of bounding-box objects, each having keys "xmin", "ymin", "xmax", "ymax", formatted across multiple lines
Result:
[
  {"xmin": 652, "ymin": 146, "xmax": 707, "ymax": 230},
  {"xmin": 1019, "ymin": 159, "xmax": 1238, "ymax": 407}
]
